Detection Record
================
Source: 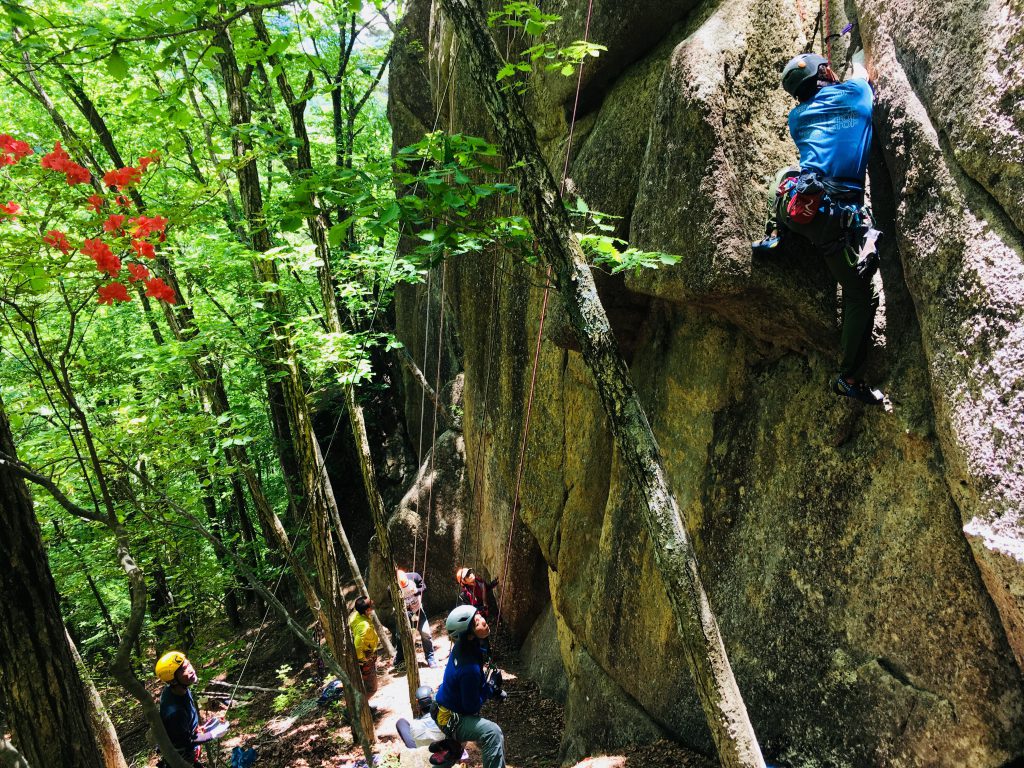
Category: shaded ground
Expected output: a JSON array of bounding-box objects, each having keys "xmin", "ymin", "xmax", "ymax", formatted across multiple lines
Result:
[{"xmin": 116, "ymin": 615, "xmax": 714, "ymax": 768}]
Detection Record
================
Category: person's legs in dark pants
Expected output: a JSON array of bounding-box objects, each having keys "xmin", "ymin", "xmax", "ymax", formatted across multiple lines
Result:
[
  {"xmin": 822, "ymin": 238, "xmax": 879, "ymax": 381},
  {"xmin": 417, "ymin": 611, "xmax": 436, "ymax": 665}
]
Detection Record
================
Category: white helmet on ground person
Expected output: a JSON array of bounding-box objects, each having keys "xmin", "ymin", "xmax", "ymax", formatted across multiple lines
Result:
[{"xmin": 445, "ymin": 604, "xmax": 479, "ymax": 639}]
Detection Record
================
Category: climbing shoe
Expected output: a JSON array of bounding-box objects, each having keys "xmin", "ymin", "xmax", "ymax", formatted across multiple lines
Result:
[
  {"xmin": 831, "ymin": 375, "xmax": 884, "ymax": 406},
  {"xmin": 751, "ymin": 234, "xmax": 782, "ymax": 257}
]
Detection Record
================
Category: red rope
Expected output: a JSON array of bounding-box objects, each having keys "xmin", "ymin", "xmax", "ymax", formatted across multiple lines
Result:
[{"xmin": 494, "ymin": 0, "xmax": 596, "ymax": 631}]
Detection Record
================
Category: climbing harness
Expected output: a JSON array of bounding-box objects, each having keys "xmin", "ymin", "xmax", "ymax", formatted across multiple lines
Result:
[{"xmin": 774, "ymin": 169, "xmax": 869, "ymax": 246}]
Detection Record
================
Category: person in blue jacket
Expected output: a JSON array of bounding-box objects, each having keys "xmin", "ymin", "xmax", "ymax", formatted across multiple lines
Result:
[
  {"xmin": 429, "ymin": 605, "xmax": 506, "ymax": 768},
  {"xmin": 781, "ymin": 49, "xmax": 884, "ymax": 405}
]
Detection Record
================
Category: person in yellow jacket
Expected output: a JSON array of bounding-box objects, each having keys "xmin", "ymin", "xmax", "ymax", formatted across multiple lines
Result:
[{"xmin": 349, "ymin": 596, "xmax": 380, "ymax": 695}]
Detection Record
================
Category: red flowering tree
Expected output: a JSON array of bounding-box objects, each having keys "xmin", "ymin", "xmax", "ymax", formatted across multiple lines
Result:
[{"xmin": 0, "ymin": 136, "xmax": 174, "ymax": 307}]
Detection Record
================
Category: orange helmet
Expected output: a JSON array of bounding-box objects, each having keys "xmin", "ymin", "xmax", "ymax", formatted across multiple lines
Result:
[
  {"xmin": 397, "ymin": 569, "xmax": 409, "ymax": 589},
  {"xmin": 456, "ymin": 567, "xmax": 475, "ymax": 585}
]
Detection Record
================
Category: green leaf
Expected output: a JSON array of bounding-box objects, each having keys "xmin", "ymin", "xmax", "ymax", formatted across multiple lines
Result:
[
  {"xmin": 524, "ymin": 18, "xmax": 545, "ymax": 35},
  {"xmin": 171, "ymin": 106, "xmax": 191, "ymax": 127},
  {"xmin": 107, "ymin": 51, "xmax": 130, "ymax": 80},
  {"xmin": 280, "ymin": 216, "xmax": 303, "ymax": 232}
]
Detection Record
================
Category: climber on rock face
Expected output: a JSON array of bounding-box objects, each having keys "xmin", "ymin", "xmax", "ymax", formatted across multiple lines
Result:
[
  {"xmin": 456, "ymin": 567, "xmax": 498, "ymax": 621},
  {"xmin": 778, "ymin": 48, "xmax": 885, "ymax": 406},
  {"xmin": 392, "ymin": 569, "xmax": 438, "ymax": 672}
]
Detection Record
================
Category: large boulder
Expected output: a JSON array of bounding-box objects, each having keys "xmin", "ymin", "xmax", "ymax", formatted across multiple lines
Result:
[
  {"xmin": 858, "ymin": 0, "xmax": 1024, "ymax": 677},
  {"xmin": 390, "ymin": 0, "xmax": 1024, "ymax": 765}
]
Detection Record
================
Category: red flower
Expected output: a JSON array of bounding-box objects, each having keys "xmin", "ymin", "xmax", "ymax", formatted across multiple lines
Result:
[
  {"xmin": 130, "ymin": 215, "xmax": 168, "ymax": 238},
  {"xmin": 64, "ymin": 163, "xmax": 91, "ymax": 186},
  {"xmin": 116, "ymin": 195, "xmax": 132, "ymax": 208},
  {"xmin": 0, "ymin": 134, "xmax": 33, "ymax": 166},
  {"xmin": 0, "ymin": 201, "xmax": 22, "ymax": 216},
  {"xmin": 81, "ymin": 238, "xmax": 121, "ymax": 276},
  {"xmin": 131, "ymin": 239, "xmax": 155, "ymax": 259},
  {"xmin": 103, "ymin": 214, "xmax": 126, "ymax": 234},
  {"xmin": 144, "ymin": 276, "xmax": 176, "ymax": 304},
  {"xmin": 39, "ymin": 142, "xmax": 90, "ymax": 185},
  {"xmin": 127, "ymin": 262, "xmax": 151, "ymax": 282},
  {"xmin": 43, "ymin": 230, "xmax": 72, "ymax": 254},
  {"xmin": 87, "ymin": 194, "xmax": 105, "ymax": 213},
  {"xmin": 138, "ymin": 151, "xmax": 160, "ymax": 171},
  {"xmin": 102, "ymin": 166, "xmax": 142, "ymax": 189},
  {"xmin": 97, "ymin": 282, "xmax": 131, "ymax": 305}
]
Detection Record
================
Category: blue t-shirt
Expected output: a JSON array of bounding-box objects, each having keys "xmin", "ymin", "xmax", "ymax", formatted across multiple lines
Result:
[
  {"xmin": 160, "ymin": 686, "xmax": 199, "ymax": 760},
  {"xmin": 788, "ymin": 78, "xmax": 873, "ymax": 187},
  {"xmin": 435, "ymin": 645, "xmax": 491, "ymax": 716}
]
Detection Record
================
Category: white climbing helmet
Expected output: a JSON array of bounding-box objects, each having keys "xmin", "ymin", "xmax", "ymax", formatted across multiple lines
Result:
[{"xmin": 445, "ymin": 604, "xmax": 479, "ymax": 639}]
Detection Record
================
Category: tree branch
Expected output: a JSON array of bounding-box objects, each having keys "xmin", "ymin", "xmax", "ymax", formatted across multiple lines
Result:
[{"xmin": 0, "ymin": 451, "xmax": 108, "ymax": 524}]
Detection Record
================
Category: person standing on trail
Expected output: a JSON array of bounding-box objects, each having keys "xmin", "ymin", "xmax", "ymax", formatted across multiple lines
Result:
[
  {"xmin": 456, "ymin": 568, "xmax": 498, "ymax": 621},
  {"xmin": 779, "ymin": 48, "xmax": 884, "ymax": 405},
  {"xmin": 349, "ymin": 596, "xmax": 380, "ymax": 695},
  {"xmin": 155, "ymin": 651, "xmax": 225, "ymax": 767},
  {"xmin": 393, "ymin": 569, "xmax": 438, "ymax": 671},
  {"xmin": 430, "ymin": 605, "xmax": 506, "ymax": 768}
]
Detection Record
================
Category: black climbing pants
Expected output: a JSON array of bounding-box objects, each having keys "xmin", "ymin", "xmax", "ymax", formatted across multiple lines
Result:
[{"xmin": 821, "ymin": 235, "xmax": 878, "ymax": 380}]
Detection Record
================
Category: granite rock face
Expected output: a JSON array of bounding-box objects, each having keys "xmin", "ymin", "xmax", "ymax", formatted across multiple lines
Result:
[{"xmin": 389, "ymin": 0, "xmax": 1024, "ymax": 765}]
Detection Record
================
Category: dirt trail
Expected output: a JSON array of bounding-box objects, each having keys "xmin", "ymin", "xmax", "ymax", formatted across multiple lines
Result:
[{"xmin": 130, "ymin": 616, "xmax": 713, "ymax": 768}]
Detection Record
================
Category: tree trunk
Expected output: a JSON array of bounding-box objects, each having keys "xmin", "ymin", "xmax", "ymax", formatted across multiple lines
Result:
[
  {"xmin": 200, "ymin": 480, "xmax": 242, "ymax": 628},
  {"xmin": 348, "ymin": 387, "xmax": 422, "ymax": 708},
  {"xmin": 315, "ymin": 440, "xmax": 396, "ymax": 658},
  {"xmin": 249, "ymin": 9, "xmax": 400, "ymax": 663},
  {"xmin": 66, "ymin": 632, "xmax": 129, "ymax": 768},
  {"xmin": 0, "ymin": 395, "xmax": 106, "ymax": 768},
  {"xmin": 433, "ymin": 2, "xmax": 765, "ymax": 765},
  {"xmin": 213, "ymin": 27, "xmax": 374, "ymax": 761}
]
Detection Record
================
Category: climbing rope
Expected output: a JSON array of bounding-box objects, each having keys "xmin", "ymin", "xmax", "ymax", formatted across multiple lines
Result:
[
  {"xmin": 493, "ymin": 0, "xmax": 596, "ymax": 634},
  {"xmin": 421, "ymin": 261, "xmax": 447, "ymax": 583},
  {"xmin": 412, "ymin": 268, "xmax": 432, "ymax": 574}
]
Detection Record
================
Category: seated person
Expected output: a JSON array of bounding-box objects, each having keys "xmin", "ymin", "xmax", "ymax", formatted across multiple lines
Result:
[{"xmin": 398, "ymin": 686, "xmax": 469, "ymax": 762}]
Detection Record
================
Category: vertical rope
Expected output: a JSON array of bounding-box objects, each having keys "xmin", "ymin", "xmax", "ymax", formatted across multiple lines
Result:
[
  {"xmin": 412, "ymin": 269, "xmax": 433, "ymax": 574},
  {"xmin": 421, "ymin": 262, "xmax": 447, "ymax": 581},
  {"xmin": 493, "ymin": 0, "xmax": 596, "ymax": 633}
]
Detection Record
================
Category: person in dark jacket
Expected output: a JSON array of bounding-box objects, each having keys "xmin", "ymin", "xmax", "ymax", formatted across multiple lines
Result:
[
  {"xmin": 393, "ymin": 569, "xmax": 438, "ymax": 670},
  {"xmin": 155, "ymin": 651, "xmax": 225, "ymax": 766},
  {"xmin": 430, "ymin": 605, "xmax": 505, "ymax": 768}
]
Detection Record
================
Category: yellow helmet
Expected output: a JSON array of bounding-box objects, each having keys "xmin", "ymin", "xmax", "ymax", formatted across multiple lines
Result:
[
  {"xmin": 456, "ymin": 567, "xmax": 475, "ymax": 585},
  {"xmin": 155, "ymin": 650, "xmax": 187, "ymax": 682}
]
